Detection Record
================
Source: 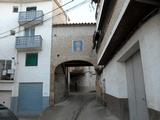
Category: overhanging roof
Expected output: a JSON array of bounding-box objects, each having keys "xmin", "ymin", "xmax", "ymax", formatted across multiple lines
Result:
[{"xmin": 98, "ymin": 0, "xmax": 158, "ymax": 65}]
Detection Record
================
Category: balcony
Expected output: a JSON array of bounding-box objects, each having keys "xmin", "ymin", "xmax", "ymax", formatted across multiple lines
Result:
[
  {"xmin": 18, "ymin": 10, "xmax": 43, "ymax": 27},
  {"xmin": 15, "ymin": 35, "xmax": 42, "ymax": 51}
]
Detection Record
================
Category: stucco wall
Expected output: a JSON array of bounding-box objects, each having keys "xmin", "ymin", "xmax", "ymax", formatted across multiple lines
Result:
[
  {"xmin": 138, "ymin": 14, "xmax": 160, "ymax": 111},
  {"xmin": 100, "ymin": 13, "xmax": 160, "ymax": 111}
]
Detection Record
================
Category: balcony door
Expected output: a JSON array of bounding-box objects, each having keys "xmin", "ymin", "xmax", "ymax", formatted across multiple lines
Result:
[
  {"xmin": 25, "ymin": 27, "xmax": 35, "ymax": 36},
  {"xmin": 26, "ymin": 7, "xmax": 37, "ymax": 20}
]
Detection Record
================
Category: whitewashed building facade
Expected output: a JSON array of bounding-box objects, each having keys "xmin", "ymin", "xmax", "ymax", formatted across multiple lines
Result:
[
  {"xmin": 94, "ymin": 0, "xmax": 160, "ymax": 120},
  {"xmin": 0, "ymin": 0, "xmax": 53, "ymax": 116}
]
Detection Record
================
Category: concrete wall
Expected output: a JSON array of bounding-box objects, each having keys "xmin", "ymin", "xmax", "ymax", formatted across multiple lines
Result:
[
  {"xmin": 0, "ymin": 1, "xmax": 52, "ymax": 115},
  {"xmin": 98, "ymin": 13, "xmax": 160, "ymax": 119}
]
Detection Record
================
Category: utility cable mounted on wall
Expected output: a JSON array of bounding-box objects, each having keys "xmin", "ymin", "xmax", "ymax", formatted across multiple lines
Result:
[{"xmin": 0, "ymin": 0, "xmax": 90, "ymax": 40}]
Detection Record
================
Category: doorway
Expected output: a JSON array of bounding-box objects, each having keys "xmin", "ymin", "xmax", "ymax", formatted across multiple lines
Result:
[{"xmin": 126, "ymin": 51, "xmax": 149, "ymax": 120}]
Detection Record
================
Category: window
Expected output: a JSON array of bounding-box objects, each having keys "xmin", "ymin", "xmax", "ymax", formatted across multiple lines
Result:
[
  {"xmin": 24, "ymin": 27, "xmax": 35, "ymax": 36},
  {"xmin": 0, "ymin": 60, "xmax": 14, "ymax": 80},
  {"xmin": 25, "ymin": 53, "xmax": 38, "ymax": 66},
  {"xmin": 26, "ymin": 7, "xmax": 37, "ymax": 11},
  {"xmin": 73, "ymin": 40, "xmax": 83, "ymax": 52},
  {"xmin": 13, "ymin": 6, "xmax": 18, "ymax": 13}
]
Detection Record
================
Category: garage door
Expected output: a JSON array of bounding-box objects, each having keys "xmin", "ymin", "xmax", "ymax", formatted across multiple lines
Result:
[
  {"xmin": 18, "ymin": 83, "xmax": 43, "ymax": 115},
  {"xmin": 0, "ymin": 91, "xmax": 12, "ymax": 108}
]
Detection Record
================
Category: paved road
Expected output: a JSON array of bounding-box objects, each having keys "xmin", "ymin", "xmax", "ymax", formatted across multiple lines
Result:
[{"xmin": 40, "ymin": 93, "xmax": 118, "ymax": 120}]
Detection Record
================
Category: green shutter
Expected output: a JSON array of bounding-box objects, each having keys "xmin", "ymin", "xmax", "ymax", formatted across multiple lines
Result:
[{"xmin": 25, "ymin": 53, "xmax": 38, "ymax": 66}]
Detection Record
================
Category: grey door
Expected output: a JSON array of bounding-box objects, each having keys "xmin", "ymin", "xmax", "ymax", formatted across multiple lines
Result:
[
  {"xmin": 126, "ymin": 51, "xmax": 149, "ymax": 120},
  {"xmin": 18, "ymin": 83, "xmax": 43, "ymax": 115}
]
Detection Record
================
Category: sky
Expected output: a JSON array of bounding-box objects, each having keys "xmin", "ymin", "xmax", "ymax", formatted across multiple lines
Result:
[{"xmin": 61, "ymin": 0, "xmax": 96, "ymax": 23}]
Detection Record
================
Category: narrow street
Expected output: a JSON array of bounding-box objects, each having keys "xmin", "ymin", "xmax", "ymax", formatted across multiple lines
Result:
[
  {"xmin": 0, "ymin": 0, "xmax": 160, "ymax": 120},
  {"xmin": 40, "ymin": 93, "xmax": 118, "ymax": 120}
]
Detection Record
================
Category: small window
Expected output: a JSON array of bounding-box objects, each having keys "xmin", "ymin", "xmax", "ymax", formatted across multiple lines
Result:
[
  {"xmin": 72, "ymin": 40, "xmax": 83, "ymax": 52},
  {"xmin": 25, "ymin": 53, "xmax": 38, "ymax": 66},
  {"xmin": 13, "ymin": 6, "xmax": 18, "ymax": 13},
  {"xmin": 26, "ymin": 7, "xmax": 37, "ymax": 11}
]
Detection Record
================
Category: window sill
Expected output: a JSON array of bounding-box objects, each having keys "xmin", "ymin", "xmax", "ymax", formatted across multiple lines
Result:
[{"xmin": 0, "ymin": 80, "xmax": 15, "ymax": 83}]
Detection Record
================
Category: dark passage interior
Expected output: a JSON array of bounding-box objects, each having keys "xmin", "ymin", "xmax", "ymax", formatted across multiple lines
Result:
[{"xmin": 54, "ymin": 61, "xmax": 96, "ymax": 103}]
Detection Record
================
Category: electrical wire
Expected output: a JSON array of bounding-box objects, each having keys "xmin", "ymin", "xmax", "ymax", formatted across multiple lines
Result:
[
  {"xmin": 0, "ymin": 0, "xmax": 74, "ymax": 36},
  {"xmin": 0, "ymin": 0, "xmax": 90, "ymax": 40}
]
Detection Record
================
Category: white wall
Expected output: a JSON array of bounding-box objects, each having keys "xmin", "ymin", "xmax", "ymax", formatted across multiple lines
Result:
[
  {"xmin": 101, "ymin": 13, "xmax": 160, "ymax": 111},
  {"xmin": 0, "ymin": 3, "xmax": 20, "ymax": 97},
  {"xmin": 0, "ymin": 1, "xmax": 52, "ymax": 97},
  {"xmin": 17, "ymin": 1, "xmax": 52, "ymax": 97},
  {"xmin": 138, "ymin": 14, "xmax": 160, "ymax": 111}
]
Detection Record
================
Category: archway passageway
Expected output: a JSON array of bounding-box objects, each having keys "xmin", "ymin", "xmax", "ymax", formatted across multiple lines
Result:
[
  {"xmin": 52, "ymin": 60, "xmax": 97, "ymax": 104},
  {"xmin": 40, "ymin": 60, "xmax": 118, "ymax": 120}
]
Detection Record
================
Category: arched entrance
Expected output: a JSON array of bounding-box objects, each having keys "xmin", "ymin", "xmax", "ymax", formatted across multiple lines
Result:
[{"xmin": 50, "ymin": 60, "xmax": 97, "ymax": 106}]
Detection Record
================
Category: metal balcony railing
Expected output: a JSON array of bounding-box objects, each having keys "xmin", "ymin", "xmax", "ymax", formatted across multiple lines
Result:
[
  {"xmin": 18, "ymin": 10, "xmax": 43, "ymax": 26},
  {"xmin": 15, "ymin": 35, "xmax": 42, "ymax": 51}
]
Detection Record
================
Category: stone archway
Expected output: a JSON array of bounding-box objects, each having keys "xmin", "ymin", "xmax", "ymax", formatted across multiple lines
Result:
[{"xmin": 49, "ymin": 60, "xmax": 97, "ymax": 106}]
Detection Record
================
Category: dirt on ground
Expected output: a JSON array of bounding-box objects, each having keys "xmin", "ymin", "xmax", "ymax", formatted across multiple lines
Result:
[{"xmin": 39, "ymin": 92, "xmax": 119, "ymax": 120}]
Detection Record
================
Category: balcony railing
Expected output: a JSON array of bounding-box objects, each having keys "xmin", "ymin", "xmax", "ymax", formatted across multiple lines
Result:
[
  {"xmin": 18, "ymin": 10, "xmax": 43, "ymax": 27},
  {"xmin": 15, "ymin": 35, "xmax": 42, "ymax": 51}
]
